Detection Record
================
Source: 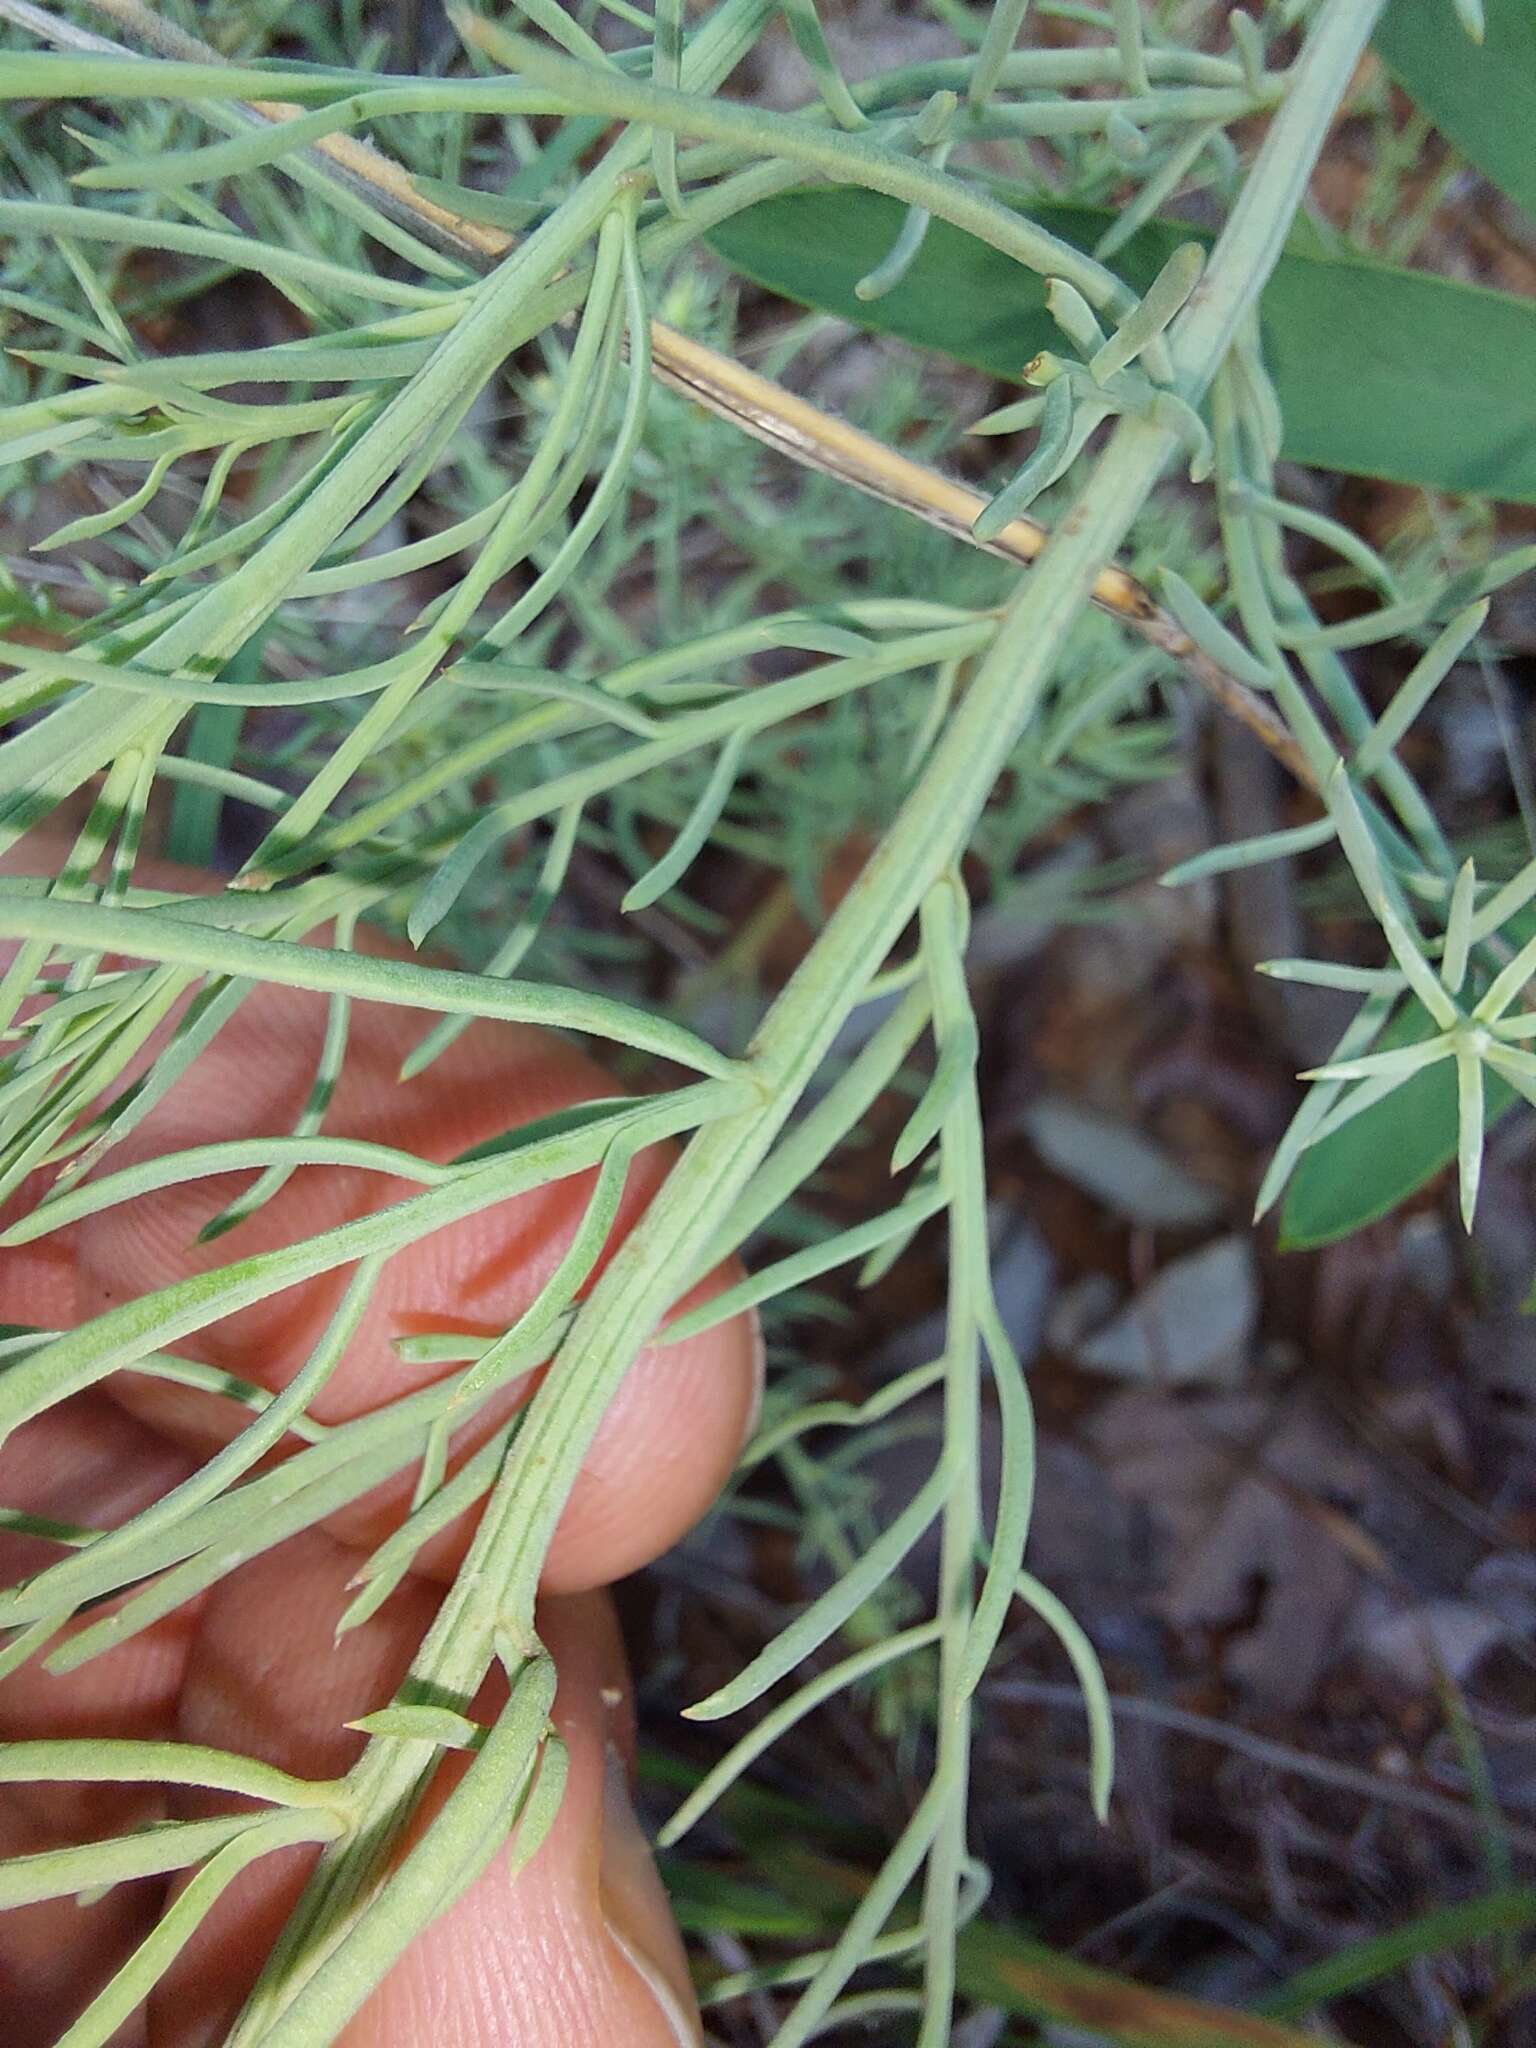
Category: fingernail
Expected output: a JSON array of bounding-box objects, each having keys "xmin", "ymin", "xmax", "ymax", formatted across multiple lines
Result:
[
  {"xmin": 598, "ymin": 1740, "xmax": 703, "ymax": 2046},
  {"xmin": 741, "ymin": 1309, "xmax": 766, "ymax": 1445}
]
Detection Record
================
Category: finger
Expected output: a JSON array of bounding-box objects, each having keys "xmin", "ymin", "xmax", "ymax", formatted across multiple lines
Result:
[
  {"xmin": 0, "ymin": 1398, "xmax": 200, "ymax": 2047},
  {"xmin": 153, "ymin": 1530, "xmax": 699, "ymax": 2048},
  {"xmin": 69, "ymin": 962, "xmax": 759, "ymax": 1592},
  {"xmin": 0, "ymin": 1198, "xmax": 77, "ymax": 1338},
  {"xmin": 1, "ymin": 833, "xmax": 758, "ymax": 1591}
]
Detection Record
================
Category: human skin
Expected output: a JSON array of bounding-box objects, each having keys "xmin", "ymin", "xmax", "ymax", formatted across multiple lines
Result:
[{"xmin": 0, "ymin": 845, "xmax": 761, "ymax": 2046}]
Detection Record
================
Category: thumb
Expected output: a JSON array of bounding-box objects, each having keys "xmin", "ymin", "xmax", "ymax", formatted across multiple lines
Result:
[{"xmin": 153, "ymin": 1532, "xmax": 701, "ymax": 2047}]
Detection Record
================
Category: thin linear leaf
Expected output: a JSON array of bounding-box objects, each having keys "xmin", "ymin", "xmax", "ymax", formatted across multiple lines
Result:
[
  {"xmin": 0, "ymin": 1141, "xmax": 452, "ymax": 1246},
  {"xmin": 1280, "ymin": 999, "xmax": 1516, "ymax": 1248},
  {"xmin": 1256, "ymin": 1887, "xmax": 1536, "ymax": 2021},
  {"xmin": 622, "ymin": 728, "xmax": 748, "ymax": 912},
  {"xmin": 0, "ymin": 1087, "xmax": 736, "ymax": 1453},
  {"xmin": 1010, "ymin": 1571, "xmax": 1113, "ymax": 1823},
  {"xmin": 1161, "ymin": 816, "xmax": 1336, "ymax": 887},
  {"xmin": 0, "ymin": 1738, "xmax": 343, "ymax": 1809},
  {"xmin": 0, "ymin": 1260, "xmax": 382, "ymax": 1630},
  {"xmin": 336, "ymin": 1421, "xmax": 517, "ymax": 1637},
  {"xmin": 49, "ymin": 1809, "xmax": 332, "ymax": 2048},
  {"xmin": 1353, "ymin": 600, "xmax": 1489, "ymax": 776},
  {"xmin": 661, "ymin": 1181, "xmax": 950, "ymax": 1344},
  {"xmin": 685, "ymin": 1463, "xmax": 950, "ymax": 1722},
  {"xmin": 0, "ymin": 894, "xmax": 739, "ymax": 1078},
  {"xmin": 891, "ymin": 880, "xmax": 977, "ymax": 1171},
  {"xmin": 1089, "ymin": 240, "xmax": 1203, "ymax": 382},
  {"xmin": 0, "ymin": 1810, "xmax": 339, "ymax": 1910},
  {"xmin": 401, "ymin": 804, "xmax": 583, "ymax": 1080},
  {"xmin": 659, "ymin": 1622, "xmax": 942, "ymax": 1847},
  {"xmin": 346, "ymin": 1705, "xmax": 486, "ymax": 1749},
  {"xmin": 1158, "ymin": 569, "xmax": 1279, "ymax": 690},
  {"xmin": 201, "ymin": 914, "xmax": 360, "ymax": 1241}
]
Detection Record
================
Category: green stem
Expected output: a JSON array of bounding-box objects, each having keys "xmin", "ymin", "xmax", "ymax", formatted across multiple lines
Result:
[
  {"xmin": 917, "ymin": 1060, "xmax": 984, "ymax": 2048},
  {"xmin": 198, "ymin": 0, "xmax": 1384, "ymax": 2031}
]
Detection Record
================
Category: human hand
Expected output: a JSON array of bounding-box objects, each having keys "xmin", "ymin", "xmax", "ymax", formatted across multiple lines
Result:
[{"xmin": 0, "ymin": 848, "xmax": 760, "ymax": 2046}]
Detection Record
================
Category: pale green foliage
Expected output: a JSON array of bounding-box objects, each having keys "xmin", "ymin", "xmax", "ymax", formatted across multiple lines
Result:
[{"xmin": 0, "ymin": 0, "xmax": 1528, "ymax": 2042}]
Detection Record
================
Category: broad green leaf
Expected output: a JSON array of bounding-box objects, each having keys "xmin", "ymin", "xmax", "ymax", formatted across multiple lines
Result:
[
  {"xmin": 1280, "ymin": 1000, "xmax": 1515, "ymax": 1250},
  {"xmin": 1374, "ymin": 0, "xmax": 1536, "ymax": 223},
  {"xmin": 708, "ymin": 193, "xmax": 1536, "ymax": 503}
]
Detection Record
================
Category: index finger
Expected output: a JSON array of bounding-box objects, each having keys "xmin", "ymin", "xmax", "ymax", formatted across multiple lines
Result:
[{"xmin": 2, "ymin": 841, "xmax": 760, "ymax": 1595}]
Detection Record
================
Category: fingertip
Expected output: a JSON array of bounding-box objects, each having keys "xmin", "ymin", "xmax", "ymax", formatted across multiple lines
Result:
[
  {"xmin": 328, "ymin": 1590, "xmax": 701, "ymax": 2048},
  {"xmin": 540, "ymin": 1290, "xmax": 762, "ymax": 1594},
  {"xmin": 154, "ymin": 1543, "xmax": 699, "ymax": 2047}
]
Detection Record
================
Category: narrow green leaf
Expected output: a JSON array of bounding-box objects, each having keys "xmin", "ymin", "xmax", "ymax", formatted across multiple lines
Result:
[
  {"xmin": 0, "ymin": 1090, "xmax": 729, "ymax": 1456},
  {"xmin": 855, "ymin": 201, "xmax": 935, "ymax": 303},
  {"xmin": 708, "ymin": 192, "xmax": 1536, "ymax": 501},
  {"xmin": 1257, "ymin": 1888, "xmax": 1536, "ymax": 2021},
  {"xmin": 0, "ymin": 894, "xmax": 738, "ymax": 1079},
  {"xmin": 1089, "ymin": 241, "xmax": 1203, "ymax": 383},
  {"xmin": 408, "ymin": 813, "xmax": 515, "ymax": 951},
  {"xmin": 659, "ymin": 1623, "xmax": 941, "ymax": 1847},
  {"xmin": 1455, "ymin": 1042, "xmax": 1486, "ymax": 1229},
  {"xmin": 1280, "ymin": 1000, "xmax": 1516, "ymax": 1249},
  {"xmin": 622, "ymin": 728, "xmax": 747, "ymax": 913},
  {"xmin": 0, "ymin": 1812, "xmax": 334, "ymax": 1910},
  {"xmin": 1353, "ymin": 601, "xmax": 1488, "ymax": 777},
  {"xmin": 1442, "ymin": 860, "xmax": 1477, "ymax": 996},
  {"xmin": 1043, "ymin": 278, "xmax": 1107, "ymax": 359},
  {"xmin": 0, "ymin": 1261, "xmax": 380, "ymax": 1630},
  {"xmin": 49, "ymin": 1810, "xmax": 330, "ymax": 2048},
  {"xmin": 971, "ymin": 374, "xmax": 1075, "ymax": 541},
  {"xmin": 1108, "ymin": 0, "xmax": 1150, "ymax": 97},
  {"xmin": 346, "ymin": 1705, "xmax": 485, "ymax": 1749},
  {"xmin": 1011, "ymin": 1570, "xmax": 1114, "ymax": 1823},
  {"xmin": 1259, "ymin": 960, "xmax": 1403, "ymax": 995},
  {"xmin": 0, "ymin": 1142, "xmax": 450, "ymax": 1246},
  {"xmin": 407, "ymin": 175, "xmax": 540, "ymax": 231},
  {"xmin": 661, "ymin": 1181, "xmax": 949, "ymax": 1344},
  {"xmin": 502, "ymin": 1731, "xmax": 569, "ymax": 1880},
  {"xmin": 402, "ymin": 804, "xmax": 584, "ymax": 1080},
  {"xmin": 1159, "ymin": 569, "xmax": 1279, "ymax": 690},
  {"xmin": 685, "ymin": 1463, "xmax": 950, "ymax": 1721},
  {"xmin": 1161, "ymin": 816, "xmax": 1336, "ymax": 887},
  {"xmin": 968, "ymin": 0, "xmax": 1032, "ymax": 108},
  {"xmin": 337, "ymin": 1422, "xmax": 515, "ymax": 1636},
  {"xmin": 0, "ymin": 1737, "xmax": 342, "ymax": 1809},
  {"xmin": 780, "ymin": 0, "xmax": 867, "ymax": 130}
]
